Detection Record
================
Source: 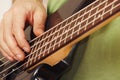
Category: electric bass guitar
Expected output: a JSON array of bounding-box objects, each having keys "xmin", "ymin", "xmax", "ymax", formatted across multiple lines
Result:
[{"xmin": 0, "ymin": 0, "xmax": 120, "ymax": 80}]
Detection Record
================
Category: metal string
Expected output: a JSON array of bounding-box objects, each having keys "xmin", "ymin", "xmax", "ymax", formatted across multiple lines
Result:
[{"xmin": 0, "ymin": 0, "xmax": 119, "ymax": 79}]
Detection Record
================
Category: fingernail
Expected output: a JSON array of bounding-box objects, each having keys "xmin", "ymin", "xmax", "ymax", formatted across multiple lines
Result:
[
  {"xmin": 23, "ymin": 47, "xmax": 30, "ymax": 52},
  {"xmin": 14, "ymin": 56, "xmax": 18, "ymax": 60},
  {"xmin": 16, "ymin": 54, "xmax": 23, "ymax": 61},
  {"xmin": 8, "ymin": 57, "xmax": 14, "ymax": 62}
]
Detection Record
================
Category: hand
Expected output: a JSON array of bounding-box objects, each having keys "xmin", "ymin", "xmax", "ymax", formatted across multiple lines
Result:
[{"xmin": 0, "ymin": 0, "xmax": 47, "ymax": 61}]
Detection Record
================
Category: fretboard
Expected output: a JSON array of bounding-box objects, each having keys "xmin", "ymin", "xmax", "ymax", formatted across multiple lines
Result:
[{"xmin": 24, "ymin": 0, "xmax": 120, "ymax": 69}]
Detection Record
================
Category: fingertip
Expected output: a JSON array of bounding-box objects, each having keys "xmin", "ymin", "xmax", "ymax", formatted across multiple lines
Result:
[
  {"xmin": 33, "ymin": 10, "xmax": 46, "ymax": 36},
  {"xmin": 23, "ymin": 46, "xmax": 30, "ymax": 52},
  {"xmin": 34, "ymin": 28, "xmax": 44, "ymax": 36},
  {"xmin": 0, "ymin": 48, "xmax": 14, "ymax": 61},
  {"xmin": 4, "ymin": 54, "xmax": 15, "ymax": 61},
  {"xmin": 9, "ymin": 57, "xmax": 15, "ymax": 62},
  {"xmin": 16, "ymin": 54, "xmax": 25, "ymax": 61}
]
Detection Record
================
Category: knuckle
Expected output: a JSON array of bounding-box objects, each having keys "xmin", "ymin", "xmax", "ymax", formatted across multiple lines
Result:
[
  {"xmin": 12, "ymin": 27, "xmax": 17, "ymax": 34},
  {"xmin": 13, "ymin": 7, "xmax": 19, "ymax": 13},
  {"xmin": 3, "ymin": 33, "xmax": 9, "ymax": 43},
  {"xmin": 9, "ymin": 45, "xmax": 17, "ymax": 51},
  {"xmin": 12, "ymin": 6, "xmax": 25, "ymax": 14},
  {"xmin": 18, "ymin": 40, "xmax": 25, "ymax": 47},
  {"xmin": 40, "ymin": 10, "xmax": 47, "ymax": 19},
  {"xmin": 18, "ymin": 38, "xmax": 28, "ymax": 48},
  {"xmin": 41, "ymin": 8, "xmax": 47, "ymax": 18},
  {"xmin": 33, "ymin": 28, "xmax": 37, "ymax": 35},
  {"xmin": 3, "ymin": 34, "xmax": 7, "ymax": 42},
  {"xmin": 10, "ymin": 43, "xmax": 17, "ymax": 50},
  {"xmin": 3, "ymin": 12, "xmax": 9, "ymax": 20}
]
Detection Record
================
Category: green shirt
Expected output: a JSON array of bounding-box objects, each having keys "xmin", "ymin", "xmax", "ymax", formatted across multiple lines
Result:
[
  {"xmin": 48, "ymin": 1, "xmax": 120, "ymax": 80},
  {"xmin": 48, "ymin": 0, "xmax": 67, "ymax": 14}
]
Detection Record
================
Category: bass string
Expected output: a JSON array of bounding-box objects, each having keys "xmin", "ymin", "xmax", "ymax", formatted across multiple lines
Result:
[
  {"xmin": 0, "ymin": 0, "xmax": 104, "ymax": 65},
  {"xmin": 0, "ymin": 57, "xmax": 6, "ymax": 61},
  {"xmin": 23, "ymin": 0, "xmax": 119, "ymax": 63},
  {"xmin": 26, "ymin": 1, "xmax": 118, "ymax": 67},
  {"xmin": 0, "ymin": 0, "xmax": 118, "ymax": 78},
  {"xmin": 28, "ymin": 0, "xmax": 99, "ymax": 44},
  {"xmin": 23, "ymin": 0, "xmax": 108, "ymax": 60},
  {"xmin": 1, "ymin": 2, "xmax": 118, "ymax": 79},
  {"xmin": 0, "ymin": 0, "xmax": 115, "ymax": 75},
  {"xmin": 27, "ymin": 0, "xmax": 109, "ymax": 63}
]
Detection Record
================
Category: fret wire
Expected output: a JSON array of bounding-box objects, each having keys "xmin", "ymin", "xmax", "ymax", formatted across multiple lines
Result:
[
  {"xmin": 38, "ymin": 3, "xmax": 117, "ymax": 59},
  {"xmin": 53, "ymin": 28, "xmax": 64, "ymax": 50},
  {"xmin": 29, "ymin": 0, "xmax": 100, "ymax": 45},
  {"xmin": 42, "ymin": 30, "xmax": 56, "ymax": 52},
  {"xmin": 1, "ymin": 1, "xmax": 118, "ymax": 78},
  {"xmin": 110, "ymin": 1, "xmax": 114, "ymax": 14},
  {"xmin": 31, "ymin": 38, "xmax": 41, "ymax": 58},
  {"xmin": 1, "ymin": 1, "xmax": 118, "ymax": 79},
  {"xmin": 59, "ymin": 24, "xmax": 65, "ymax": 46},
  {"xmin": 30, "ymin": 26, "xmax": 65, "ymax": 50},
  {"xmin": 32, "ymin": 25, "xmax": 62, "ymax": 63},
  {"xmin": 64, "ymin": 18, "xmax": 75, "ymax": 42},
  {"xmin": 73, "ymin": 4, "xmax": 117, "ymax": 42},
  {"xmin": 101, "ymin": 0, "xmax": 108, "ymax": 20},
  {"xmin": 30, "ymin": 0, "xmax": 109, "ymax": 47},
  {"xmin": 35, "ymin": 16, "xmax": 93, "ymax": 59},
  {"xmin": 5, "ymin": 0, "xmax": 118, "ymax": 69},
  {"xmin": 33, "ymin": 40, "xmax": 43, "ymax": 61},
  {"xmin": 84, "ymin": 1, "xmax": 96, "ymax": 30},
  {"xmin": 98, "ymin": 0, "xmax": 104, "ymax": 21},
  {"xmin": 29, "ymin": 1, "xmax": 100, "ymax": 49},
  {"xmin": 29, "ymin": 36, "xmax": 45, "ymax": 65},
  {"xmin": 31, "ymin": 6, "xmax": 88, "ymax": 52},
  {"xmin": 63, "ymin": 17, "xmax": 74, "ymax": 43},
  {"xmin": 29, "ymin": 13, "xmax": 73, "ymax": 45},
  {"xmin": 30, "ymin": 27, "xmax": 56, "ymax": 48},
  {"xmin": 64, "ymin": 29, "xmax": 73, "ymax": 43},
  {"xmin": 92, "ymin": 1, "xmax": 100, "ymax": 25},
  {"xmin": 85, "ymin": 4, "xmax": 93, "ymax": 30},
  {"xmin": 27, "ymin": 1, "xmax": 120, "ymax": 72},
  {"xmin": 28, "ymin": 33, "xmax": 48, "ymax": 65},
  {"xmin": 30, "ymin": 1, "xmax": 117, "ymax": 63},
  {"xmin": 27, "ymin": 35, "xmax": 49, "ymax": 66},
  {"xmin": 70, "ymin": 15, "xmax": 80, "ymax": 39},
  {"xmin": 32, "ymin": 33, "xmax": 46, "ymax": 48},
  {"xmin": 34, "ymin": 8, "xmax": 110, "ymax": 61},
  {"xmin": 30, "ymin": 30, "xmax": 58, "ymax": 63},
  {"xmin": 27, "ymin": 0, "xmax": 113, "ymax": 60},
  {"xmin": 46, "ymin": 24, "xmax": 62, "ymax": 52},
  {"xmin": 27, "ymin": 38, "xmax": 39, "ymax": 66},
  {"xmin": 30, "ymin": 18, "xmax": 68, "ymax": 49}
]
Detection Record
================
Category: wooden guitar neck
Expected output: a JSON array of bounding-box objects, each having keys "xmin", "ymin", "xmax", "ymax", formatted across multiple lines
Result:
[
  {"xmin": 0, "ymin": 0, "xmax": 120, "ymax": 80},
  {"xmin": 26, "ymin": 0, "xmax": 120, "ymax": 70}
]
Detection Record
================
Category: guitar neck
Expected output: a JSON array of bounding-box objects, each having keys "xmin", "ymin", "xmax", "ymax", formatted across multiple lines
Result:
[{"xmin": 24, "ymin": 0, "xmax": 120, "ymax": 70}]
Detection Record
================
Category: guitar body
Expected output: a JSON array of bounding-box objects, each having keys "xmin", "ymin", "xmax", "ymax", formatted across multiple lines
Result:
[{"xmin": 4, "ymin": 0, "xmax": 91, "ymax": 80}]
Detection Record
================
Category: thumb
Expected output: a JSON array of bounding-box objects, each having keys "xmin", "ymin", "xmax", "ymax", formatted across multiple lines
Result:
[{"xmin": 33, "ymin": 8, "xmax": 47, "ymax": 36}]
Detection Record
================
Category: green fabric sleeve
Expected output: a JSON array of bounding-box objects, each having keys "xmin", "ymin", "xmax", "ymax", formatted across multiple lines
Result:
[
  {"xmin": 61, "ymin": 17, "xmax": 120, "ymax": 80},
  {"xmin": 47, "ymin": 1, "xmax": 120, "ymax": 80},
  {"xmin": 47, "ymin": 0, "xmax": 67, "ymax": 14}
]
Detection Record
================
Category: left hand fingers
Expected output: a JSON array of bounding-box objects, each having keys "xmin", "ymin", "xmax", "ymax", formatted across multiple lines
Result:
[
  {"xmin": 33, "ymin": 5, "xmax": 47, "ymax": 36},
  {"xmin": 12, "ymin": 9, "xmax": 30, "ymax": 53}
]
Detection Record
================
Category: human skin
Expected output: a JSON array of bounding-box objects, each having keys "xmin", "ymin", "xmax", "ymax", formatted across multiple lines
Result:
[{"xmin": 0, "ymin": 0, "xmax": 47, "ymax": 61}]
